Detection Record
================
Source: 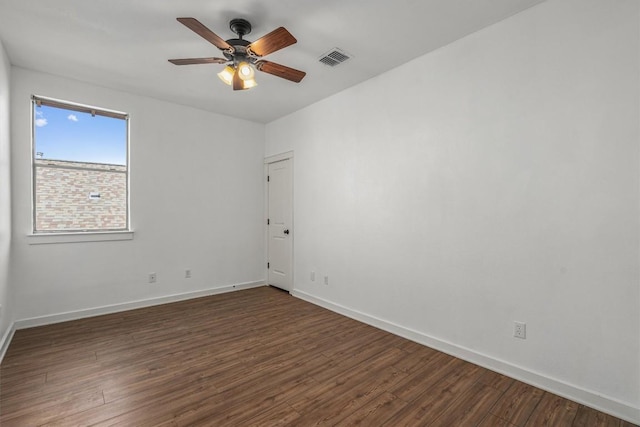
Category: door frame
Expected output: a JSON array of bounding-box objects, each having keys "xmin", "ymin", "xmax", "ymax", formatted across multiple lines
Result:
[{"xmin": 264, "ymin": 151, "xmax": 294, "ymax": 292}]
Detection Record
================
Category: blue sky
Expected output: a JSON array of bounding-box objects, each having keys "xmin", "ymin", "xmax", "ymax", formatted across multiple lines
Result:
[{"xmin": 34, "ymin": 104, "xmax": 127, "ymax": 165}]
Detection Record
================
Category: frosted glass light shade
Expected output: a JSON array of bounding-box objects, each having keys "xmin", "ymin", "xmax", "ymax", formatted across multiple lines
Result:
[
  {"xmin": 217, "ymin": 65, "xmax": 234, "ymax": 85},
  {"xmin": 242, "ymin": 78, "xmax": 258, "ymax": 89},
  {"xmin": 237, "ymin": 62, "xmax": 255, "ymax": 80}
]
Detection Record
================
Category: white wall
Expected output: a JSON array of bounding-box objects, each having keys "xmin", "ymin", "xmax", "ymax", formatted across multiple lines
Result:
[
  {"xmin": 0, "ymin": 38, "xmax": 13, "ymax": 346},
  {"xmin": 11, "ymin": 68, "xmax": 265, "ymax": 321},
  {"xmin": 267, "ymin": 0, "xmax": 639, "ymax": 421}
]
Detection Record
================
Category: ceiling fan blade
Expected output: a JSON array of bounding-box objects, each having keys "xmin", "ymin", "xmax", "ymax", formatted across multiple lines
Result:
[
  {"xmin": 232, "ymin": 69, "xmax": 244, "ymax": 91},
  {"xmin": 177, "ymin": 18, "xmax": 232, "ymax": 51},
  {"xmin": 248, "ymin": 27, "xmax": 296, "ymax": 57},
  {"xmin": 168, "ymin": 57, "xmax": 228, "ymax": 65},
  {"xmin": 256, "ymin": 60, "xmax": 306, "ymax": 83}
]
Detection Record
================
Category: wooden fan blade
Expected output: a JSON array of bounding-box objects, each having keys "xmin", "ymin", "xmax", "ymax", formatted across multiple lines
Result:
[
  {"xmin": 248, "ymin": 27, "xmax": 296, "ymax": 57},
  {"xmin": 168, "ymin": 57, "xmax": 228, "ymax": 65},
  {"xmin": 177, "ymin": 18, "xmax": 232, "ymax": 51},
  {"xmin": 232, "ymin": 69, "xmax": 244, "ymax": 91},
  {"xmin": 256, "ymin": 60, "xmax": 306, "ymax": 83}
]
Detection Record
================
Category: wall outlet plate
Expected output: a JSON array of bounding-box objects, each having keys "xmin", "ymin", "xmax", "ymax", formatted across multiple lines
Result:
[
  {"xmin": 514, "ymin": 321, "xmax": 526, "ymax": 339},
  {"xmin": 185, "ymin": 269, "xmax": 191, "ymax": 279},
  {"xmin": 310, "ymin": 271, "xmax": 315, "ymax": 281},
  {"xmin": 149, "ymin": 272, "xmax": 157, "ymax": 283}
]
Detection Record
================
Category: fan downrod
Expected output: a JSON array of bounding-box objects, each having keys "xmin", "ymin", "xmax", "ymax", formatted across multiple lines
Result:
[{"xmin": 229, "ymin": 18, "xmax": 251, "ymax": 39}]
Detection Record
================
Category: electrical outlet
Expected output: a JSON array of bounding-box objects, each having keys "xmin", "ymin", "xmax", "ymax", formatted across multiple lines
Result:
[
  {"xmin": 514, "ymin": 321, "xmax": 526, "ymax": 339},
  {"xmin": 149, "ymin": 272, "xmax": 157, "ymax": 283},
  {"xmin": 310, "ymin": 271, "xmax": 315, "ymax": 281},
  {"xmin": 324, "ymin": 276, "xmax": 329, "ymax": 285},
  {"xmin": 185, "ymin": 269, "xmax": 191, "ymax": 279}
]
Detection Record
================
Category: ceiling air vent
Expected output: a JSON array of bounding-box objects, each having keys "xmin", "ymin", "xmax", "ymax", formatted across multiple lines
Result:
[{"xmin": 318, "ymin": 48, "xmax": 352, "ymax": 67}]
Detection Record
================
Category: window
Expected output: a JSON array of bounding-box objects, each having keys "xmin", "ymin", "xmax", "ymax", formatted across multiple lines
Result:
[{"xmin": 32, "ymin": 96, "xmax": 129, "ymax": 234}]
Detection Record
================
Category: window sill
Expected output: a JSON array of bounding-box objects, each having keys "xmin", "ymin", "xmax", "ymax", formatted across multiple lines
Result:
[{"xmin": 27, "ymin": 230, "xmax": 134, "ymax": 245}]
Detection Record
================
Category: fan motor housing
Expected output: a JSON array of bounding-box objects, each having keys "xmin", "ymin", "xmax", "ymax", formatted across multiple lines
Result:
[
  {"xmin": 226, "ymin": 18, "xmax": 253, "ymax": 61},
  {"xmin": 223, "ymin": 38, "xmax": 250, "ymax": 61},
  {"xmin": 229, "ymin": 18, "xmax": 251, "ymax": 38}
]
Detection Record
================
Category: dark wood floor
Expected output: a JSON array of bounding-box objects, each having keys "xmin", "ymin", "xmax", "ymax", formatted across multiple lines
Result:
[{"xmin": 0, "ymin": 286, "xmax": 636, "ymax": 426}]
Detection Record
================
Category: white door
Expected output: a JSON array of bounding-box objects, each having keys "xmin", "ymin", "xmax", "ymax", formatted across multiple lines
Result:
[{"xmin": 267, "ymin": 159, "xmax": 292, "ymax": 291}]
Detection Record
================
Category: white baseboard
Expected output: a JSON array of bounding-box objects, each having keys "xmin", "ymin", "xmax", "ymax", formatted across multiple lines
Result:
[
  {"xmin": 14, "ymin": 281, "xmax": 265, "ymax": 330},
  {"xmin": 0, "ymin": 321, "xmax": 16, "ymax": 364},
  {"xmin": 292, "ymin": 289, "xmax": 640, "ymax": 425}
]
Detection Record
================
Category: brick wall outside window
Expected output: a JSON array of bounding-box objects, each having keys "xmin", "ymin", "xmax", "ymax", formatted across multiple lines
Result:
[{"xmin": 34, "ymin": 159, "xmax": 127, "ymax": 231}]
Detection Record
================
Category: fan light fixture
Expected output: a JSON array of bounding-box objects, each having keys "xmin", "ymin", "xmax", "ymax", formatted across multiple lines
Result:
[
  {"xmin": 170, "ymin": 18, "xmax": 306, "ymax": 91},
  {"xmin": 217, "ymin": 62, "xmax": 258, "ymax": 90}
]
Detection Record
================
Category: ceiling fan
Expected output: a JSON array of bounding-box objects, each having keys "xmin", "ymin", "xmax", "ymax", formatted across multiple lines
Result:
[{"xmin": 169, "ymin": 17, "xmax": 306, "ymax": 91}]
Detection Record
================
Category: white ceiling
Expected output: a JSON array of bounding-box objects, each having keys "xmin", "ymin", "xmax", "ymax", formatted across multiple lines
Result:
[{"xmin": 0, "ymin": 0, "xmax": 546, "ymax": 123}]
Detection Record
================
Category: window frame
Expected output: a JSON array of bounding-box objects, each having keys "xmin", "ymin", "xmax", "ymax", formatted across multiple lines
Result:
[{"xmin": 30, "ymin": 95, "xmax": 132, "ymax": 240}]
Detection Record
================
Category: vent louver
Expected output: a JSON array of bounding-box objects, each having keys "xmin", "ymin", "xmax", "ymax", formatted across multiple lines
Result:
[{"xmin": 318, "ymin": 48, "xmax": 352, "ymax": 67}]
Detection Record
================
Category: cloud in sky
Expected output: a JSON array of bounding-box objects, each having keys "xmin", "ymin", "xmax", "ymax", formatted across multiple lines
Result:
[
  {"xmin": 35, "ymin": 110, "xmax": 48, "ymax": 127},
  {"xmin": 67, "ymin": 114, "xmax": 79, "ymax": 122}
]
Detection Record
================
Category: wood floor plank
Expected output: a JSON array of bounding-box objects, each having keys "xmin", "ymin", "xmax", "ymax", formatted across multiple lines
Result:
[
  {"xmin": 0, "ymin": 385, "xmax": 104, "ymax": 426},
  {"xmin": 303, "ymin": 338, "xmax": 395, "ymax": 384},
  {"xmin": 478, "ymin": 413, "xmax": 520, "ymax": 426},
  {"xmin": 102, "ymin": 344, "xmax": 320, "ymax": 425},
  {"xmin": 429, "ymin": 381, "xmax": 505, "ymax": 426},
  {"xmin": 333, "ymin": 391, "xmax": 407, "ymax": 426},
  {"xmin": 291, "ymin": 365, "xmax": 405, "ymax": 426},
  {"xmin": 389, "ymin": 352, "xmax": 463, "ymax": 403},
  {"xmin": 0, "ymin": 347, "xmax": 97, "ymax": 381},
  {"xmin": 90, "ymin": 383, "xmax": 219, "ymax": 427},
  {"xmin": 383, "ymin": 358, "xmax": 486, "ymax": 426},
  {"xmin": 169, "ymin": 370, "xmax": 315, "ymax": 426},
  {"xmin": 0, "ymin": 286, "xmax": 635, "ymax": 427},
  {"xmin": 287, "ymin": 347, "xmax": 408, "ymax": 417},
  {"xmin": 0, "ymin": 371, "xmax": 46, "ymax": 398},
  {"xmin": 391, "ymin": 344, "xmax": 440, "ymax": 375},
  {"xmin": 489, "ymin": 380, "xmax": 545, "ymax": 426},
  {"xmin": 573, "ymin": 404, "xmax": 625, "ymax": 427},
  {"xmin": 524, "ymin": 392, "xmax": 579, "ymax": 426},
  {"xmin": 239, "ymin": 402, "xmax": 302, "ymax": 427},
  {"xmin": 44, "ymin": 377, "xmax": 217, "ymax": 426},
  {"xmin": 478, "ymin": 369, "xmax": 515, "ymax": 392}
]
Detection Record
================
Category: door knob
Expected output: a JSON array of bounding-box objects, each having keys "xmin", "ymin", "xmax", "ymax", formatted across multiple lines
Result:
[{"xmin": 283, "ymin": 229, "xmax": 290, "ymax": 235}]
